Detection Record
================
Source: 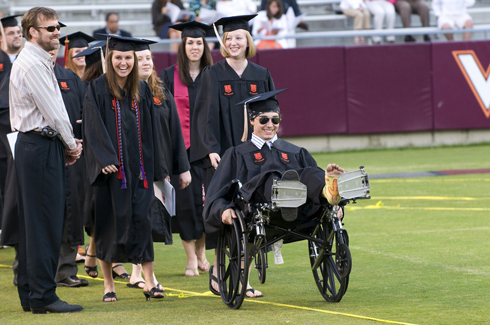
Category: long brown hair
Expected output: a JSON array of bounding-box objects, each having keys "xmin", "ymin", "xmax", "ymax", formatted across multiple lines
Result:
[
  {"xmin": 106, "ymin": 50, "xmax": 140, "ymax": 102},
  {"xmin": 65, "ymin": 48, "xmax": 85, "ymax": 79},
  {"xmin": 266, "ymin": 0, "xmax": 284, "ymax": 20},
  {"xmin": 147, "ymin": 67, "xmax": 167, "ymax": 102},
  {"xmin": 177, "ymin": 36, "xmax": 213, "ymax": 87},
  {"xmin": 82, "ymin": 60, "xmax": 103, "ymax": 82}
]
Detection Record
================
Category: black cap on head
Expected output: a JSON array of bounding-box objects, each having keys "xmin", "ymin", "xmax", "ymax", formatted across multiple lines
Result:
[
  {"xmin": 1, "ymin": 15, "xmax": 21, "ymax": 28},
  {"xmin": 169, "ymin": 21, "xmax": 212, "ymax": 39},
  {"xmin": 60, "ymin": 31, "xmax": 95, "ymax": 49},
  {"xmin": 73, "ymin": 40, "xmax": 106, "ymax": 68},
  {"xmin": 134, "ymin": 38, "xmax": 157, "ymax": 52},
  {"xmin": 214, "ymin": 14, "xmax": 257, "ymax": 32},
  {"xmin": 58, "ymin": 21, "xmax": 67, "ymax": 28},
  {"xmin": 98, "ymin": 34, "xmax": 153, "ymax": 52},
  {"xmin": 237, "ymin": 89, "xmax": 287, "ymax": 120}
]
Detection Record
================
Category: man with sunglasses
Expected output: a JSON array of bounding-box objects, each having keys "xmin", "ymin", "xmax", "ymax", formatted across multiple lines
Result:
[
  {"xmin": 203, "ymin": 89, "xmax": 344, "ymax": 298},
  {"xmin": 9, "ymin": 7, "xmax": 83, "ymax": 314}
]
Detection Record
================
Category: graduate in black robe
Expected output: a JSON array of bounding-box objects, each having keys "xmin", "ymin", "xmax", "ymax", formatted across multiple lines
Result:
[
  {"xmin": 190, "ymin": 15, "xmax": 275, "ymax": 189},
  {"xmin": 204, "ymin": 89, "xmax": 344, "ymax": 298},
  {"xmin": 82, "ymin": 35, "xmax": 166, "ymax": 301},
  {"xmin": 159, "ymin": 21, "xmax": 214, "ymax": 275}
]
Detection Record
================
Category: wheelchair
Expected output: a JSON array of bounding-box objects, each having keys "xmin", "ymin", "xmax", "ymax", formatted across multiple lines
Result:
[{"xmin": 216, "ymin": 167, "xmax": 371, "ymax": 309}]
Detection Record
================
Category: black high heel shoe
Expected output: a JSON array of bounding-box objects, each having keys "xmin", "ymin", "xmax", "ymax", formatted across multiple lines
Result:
[
  {"xmin": 84, "ymin": 254, "xmax": 98, "ymax": 278},
  {"xmin": 112, "ymin": 264, "xmax": 130, "ymax": 279},
  {"xmin": 143, "ymin": 287, "xmax": 164, "ymax": 301}
]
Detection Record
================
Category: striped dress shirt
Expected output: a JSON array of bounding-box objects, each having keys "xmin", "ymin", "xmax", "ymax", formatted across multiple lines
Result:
[
  {"xmin": 9, "ymin": 41, "xmax": 76, "ymax": 149},
  {"xmin": 251, "ymin": 133, "xmax": 277, "ymax": 150}
]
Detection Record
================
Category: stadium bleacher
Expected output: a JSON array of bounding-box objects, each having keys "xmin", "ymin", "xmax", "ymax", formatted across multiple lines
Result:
[{"xmin": 3, "ymin": 0, "xmax": 490, "ymax": 49}]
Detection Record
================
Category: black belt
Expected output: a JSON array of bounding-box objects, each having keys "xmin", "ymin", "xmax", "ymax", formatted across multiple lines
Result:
[{"xmin": 26, "ymin": 127, "xmax": 60, "ymax": 140}]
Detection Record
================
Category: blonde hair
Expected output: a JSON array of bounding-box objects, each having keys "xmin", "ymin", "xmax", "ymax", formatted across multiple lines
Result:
[
  {"xmin": 147, "ymin": 66, "xmax": 167, "ymax": 102},
  {"xmin": 65, "ymin": 48, "xmax": 85, "ymax": 79},
  {"xmin": 220, "ymin": 30, "xmax": 256, "ymax": 59},
  {"xmin": 106, "ymin": 50, "xmax": 140, "ymax": 102}
]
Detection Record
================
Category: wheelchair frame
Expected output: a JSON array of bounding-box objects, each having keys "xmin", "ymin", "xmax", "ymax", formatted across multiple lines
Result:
[{"xmin": 216, "ymin": 168, "xmax": 370, "ymax": 309}]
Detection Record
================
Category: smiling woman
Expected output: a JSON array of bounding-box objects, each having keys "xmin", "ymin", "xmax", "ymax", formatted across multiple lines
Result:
[
  {"xmin": 82, "ymin": 35, "xmax": 168, "ymax": 302},
  {"xmin": 59, "ymin": 31, "xmax": 95, "ymax": 79}
]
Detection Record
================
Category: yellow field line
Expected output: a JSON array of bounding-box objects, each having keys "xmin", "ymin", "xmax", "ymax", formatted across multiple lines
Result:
[
  {"xmin": 0, "ymin": 264, "xmax": 416, "ymax": 325},
  {"xmin": 374, "ymin": 196, "xmax": 486, "ymax": 201},
  {"xmin": 372, "ymin": 178, "xmax": 490, "ymax": 183}
]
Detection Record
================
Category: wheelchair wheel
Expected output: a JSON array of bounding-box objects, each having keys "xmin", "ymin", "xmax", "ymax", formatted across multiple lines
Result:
[
  {"xmin": 217, "ymin": 209, "xmax": 249, "ymax": 309},
  {"xmin": 309, "ymin": 220, "xmax": 349, "ymax": 303},
  {"xmin": 336, "ymin": 243, "xmax": 352, "ymax": 278},
  {"xmin": 256, "ymin": 247, "xmax": 267, "ymax": 284}
]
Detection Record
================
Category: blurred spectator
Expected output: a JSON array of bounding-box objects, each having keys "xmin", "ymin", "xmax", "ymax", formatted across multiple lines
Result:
[
  {"xmin": 217, "ymin": 0, "xmax": 257, "ymax": 17},
  {"xmin": 340, "ymin": 0, "xmax": 371, "ymax": 45},
  {"xmin": 395, "ymin": 0, "xmax": 431, "ymax": 42},
  {"xmin": 432, "ymin": 0, "xmax": 474, "ymax": 41},
  {"xmin": 93, "ymin": 13, "xmax": 132, "ymax": 40},
  {"xmin": 189, "ymin": 0, "xmax": 217, "ymax": 20},
  {"xmin": 152, "ymin": 0, "xmax": 190, "ymax": 52},
  {"xmin": 261, "ymin": 0, "xmax": 309, "ymax": 30},
  {"xmin": 366, "ymin": 0, "xmax": 396, "ymax": 44},
  {"xmin": 253, "ymin": 0, "xmax": 290, "ymax": 49},
  {"xmin": 189, "ymin": 0, "xmax": 218, "ymax": 50}
]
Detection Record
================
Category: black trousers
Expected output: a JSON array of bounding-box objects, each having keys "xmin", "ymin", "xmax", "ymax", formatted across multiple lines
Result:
[{"xmin": 15, "ymin": 132, "xmax": 66, "ymax": 308}]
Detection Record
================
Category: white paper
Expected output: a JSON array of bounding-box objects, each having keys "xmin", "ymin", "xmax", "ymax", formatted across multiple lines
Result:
[
  {"xmin": 153, "ymin": 179, "xmax": 176, "ymax": 216},
  {"xmin": 166, "ymin": 2, "xmax": 192, "ymax": 23},
  {"xmin": 286, "ymin": 7, "xmax": 306, "ymax": 30},
  {"xmin": 198, "ymin": 7, "xmax": 227, "ymax": 25},
  {"xmin": 7, "ymin": 131, "xmax": 18, "ymax": 159}
]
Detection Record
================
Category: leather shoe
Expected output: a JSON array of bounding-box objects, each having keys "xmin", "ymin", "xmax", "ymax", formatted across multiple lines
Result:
[
  {"xmin": 31, "ymin": 299, "xmax": 83, "ymax": 314},
  {"xmin": 57, "ymin": 276, "xmax": 89, "ymax": 287}
]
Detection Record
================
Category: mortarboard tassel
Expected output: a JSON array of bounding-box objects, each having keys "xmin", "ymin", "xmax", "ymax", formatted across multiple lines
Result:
[{"xmin": 63, "ymin": 36, "xmax": 69, "ymax": 67}]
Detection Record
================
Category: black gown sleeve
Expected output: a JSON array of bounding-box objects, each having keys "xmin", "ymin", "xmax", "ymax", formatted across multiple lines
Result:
[
  {"xmin": 82, "ymin": 80, "xmax": 119, "ymax": 186},
  {"xmin": 190, "ymin": 66, "xmax": 220, "ymax": 167}
]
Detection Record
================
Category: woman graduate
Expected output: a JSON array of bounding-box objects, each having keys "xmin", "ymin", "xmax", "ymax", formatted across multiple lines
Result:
[
  {"xmin": 160, "ymin": 21, "xmax": 213, "ymax": 277},
  {"xmin": 190, "ymin": 15, "xmax": 275, "ymax": 191},
  {"xmin": 60, "ymin": 31, "xmax": 95, "ymax": 79},
  {"xmin": 82, "ymin": 35, "xmax": 167, "ymax": 302}
]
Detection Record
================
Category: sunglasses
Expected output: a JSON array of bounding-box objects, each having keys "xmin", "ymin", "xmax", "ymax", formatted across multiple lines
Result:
[
  {"xmin": 36, "ymin": 25, "xmax": 61, "ymax": 32},
  {"xmin": 258, "ymin": 116, "xmax": 281, "ymax": 125}
]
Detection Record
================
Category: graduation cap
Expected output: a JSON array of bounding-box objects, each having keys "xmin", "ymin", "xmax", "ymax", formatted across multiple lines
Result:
[
  {"xmin": 169, "ymin": 21, "xmax": 213, "ymax": 39},
  {"xmin": 0, "ymin": 15, "xmax": 21, "ymax": 52},
  {"xmin": 97, "ymin": 33, "xmax": 151, "ymax": 52},
  {"xmin": 60, "ymin": 31, "xmax": 95, "ymax": 66},
  {"xmin": 134, "ymin": 38, "xmax": 157, "ymax": 52},
  {"xmin": 58, "ymin": 21, "xmax": 67, "ymax": 28},
  {"xmin": 236, "ymin": 89, "xmax": 287, "ymax": 142},
  {"xmin": 72, "ymin": 40, "xmax": 106, "ymax": 71},
  {"xmin": 214, "ymin": 15, "xmax": 256, "ymax": 33}
]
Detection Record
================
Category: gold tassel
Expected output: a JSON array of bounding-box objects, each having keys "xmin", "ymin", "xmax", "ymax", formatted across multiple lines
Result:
[
  {"xmin": 213, "ymin": 21, "xmax": 229, "ymax": 57},
  {"xmin": 241, "ymin": 103, "xmax": 248, "ymax": 142}
]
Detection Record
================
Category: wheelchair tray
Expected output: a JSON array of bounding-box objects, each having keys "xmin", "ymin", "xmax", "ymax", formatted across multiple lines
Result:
[
  {"xmin": 337, "ymin": 168, "xmax": 370, "ymax": 199},
  {"xmin": 271, "ymin": 179, "xmax": 307, "ymax": 208}
]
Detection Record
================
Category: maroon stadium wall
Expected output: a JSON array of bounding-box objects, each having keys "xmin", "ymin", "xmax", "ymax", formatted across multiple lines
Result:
[{"xmin": 72, "ymin": 40, "xmax": 490, "ymax": 137}]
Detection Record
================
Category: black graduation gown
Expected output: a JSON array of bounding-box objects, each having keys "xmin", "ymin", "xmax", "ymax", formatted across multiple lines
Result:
[
  {"xmin": 0, "ymin": 69, "xmax": 17, "ymax": 245},
  {"xmin": 190, "ymin": 60, "xmax": 275, "ymax": 170},
  {"xmin": 54, "ymin": 64, "xmax": 85, "ymax": 246},
  {"xmin": 82, "ymin": 75, "xmax": 167, "ymax": 263},
  {"xmin": 160, "ymin": 65, "xmax": 205, "ymax": 240},
  {"xmin": 203, "ymin": 139, "xmax": 326, "ymax": 249},
  {"xmin": 0, "ymin": 51, "xmax": 12, "ymax": 229}
]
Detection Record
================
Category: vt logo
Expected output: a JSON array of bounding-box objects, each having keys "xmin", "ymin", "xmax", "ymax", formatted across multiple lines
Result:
[{"xmin": 452, "ymin": 50, "xmax": 490, "ymax": 118}]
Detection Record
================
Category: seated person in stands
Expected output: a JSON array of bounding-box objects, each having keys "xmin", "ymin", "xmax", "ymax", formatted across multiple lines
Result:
[
  {"xmin": 204, "ymin": 89, "xmax": 344, "ymax": 298},
  {"xmin": 394, "ymin": 0, "xmax": 431, "ymax": 42},
  {"xmin": 261, "ymin": 0, "xmax": 309, "ymax": 30},
  {"xmin": 93, "ymin": 12, "xmax": 132, "ymax": 40},
  {"xmin": 252, "ymin": 0, "xmax": 290, "ymax": 49},
  {"xmin": 432, "ymin": 0, "xmax": 474, "ymax": 41},
  {"xmin": 152, "ymin": 0, "xmax": 190, "ymax": 52},
  {"xmin": 365, "ymin": 0, "xmax": 396, "ymax": 44},
  {"xmin": 340, "ymin": 0, "xmax": 371, "ymax": 45}
]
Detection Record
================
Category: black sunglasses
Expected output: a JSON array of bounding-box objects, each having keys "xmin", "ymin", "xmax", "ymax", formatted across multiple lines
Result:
[
  {"xmin": 36, "ymin": 25, "xmax": 61, "ymax": 32},
  {"xmin": 258, "ymin": 116, "xmax": 281, "ymax": 125}
]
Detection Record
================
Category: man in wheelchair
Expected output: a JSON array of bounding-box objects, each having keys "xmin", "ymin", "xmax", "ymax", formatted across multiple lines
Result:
[{"xmin": 203, "ymin": 89, "xmax": 345, "ymax": 299}]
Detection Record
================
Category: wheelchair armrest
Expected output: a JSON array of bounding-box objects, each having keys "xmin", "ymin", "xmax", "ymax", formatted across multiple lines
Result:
[{"xmin": 225, "ymin": 179, "xmax": 242, "ymax": 202}]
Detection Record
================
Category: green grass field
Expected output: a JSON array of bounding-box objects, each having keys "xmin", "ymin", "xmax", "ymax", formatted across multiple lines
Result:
[{"xmin": 1, "ymin": 144, "xmax": 489, "ymax": 324}]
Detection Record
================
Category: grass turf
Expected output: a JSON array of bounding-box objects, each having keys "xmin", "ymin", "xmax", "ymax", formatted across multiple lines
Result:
[{"xmin": 0, "ymin": 143, "xmax": 489, "ymax": 324}]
